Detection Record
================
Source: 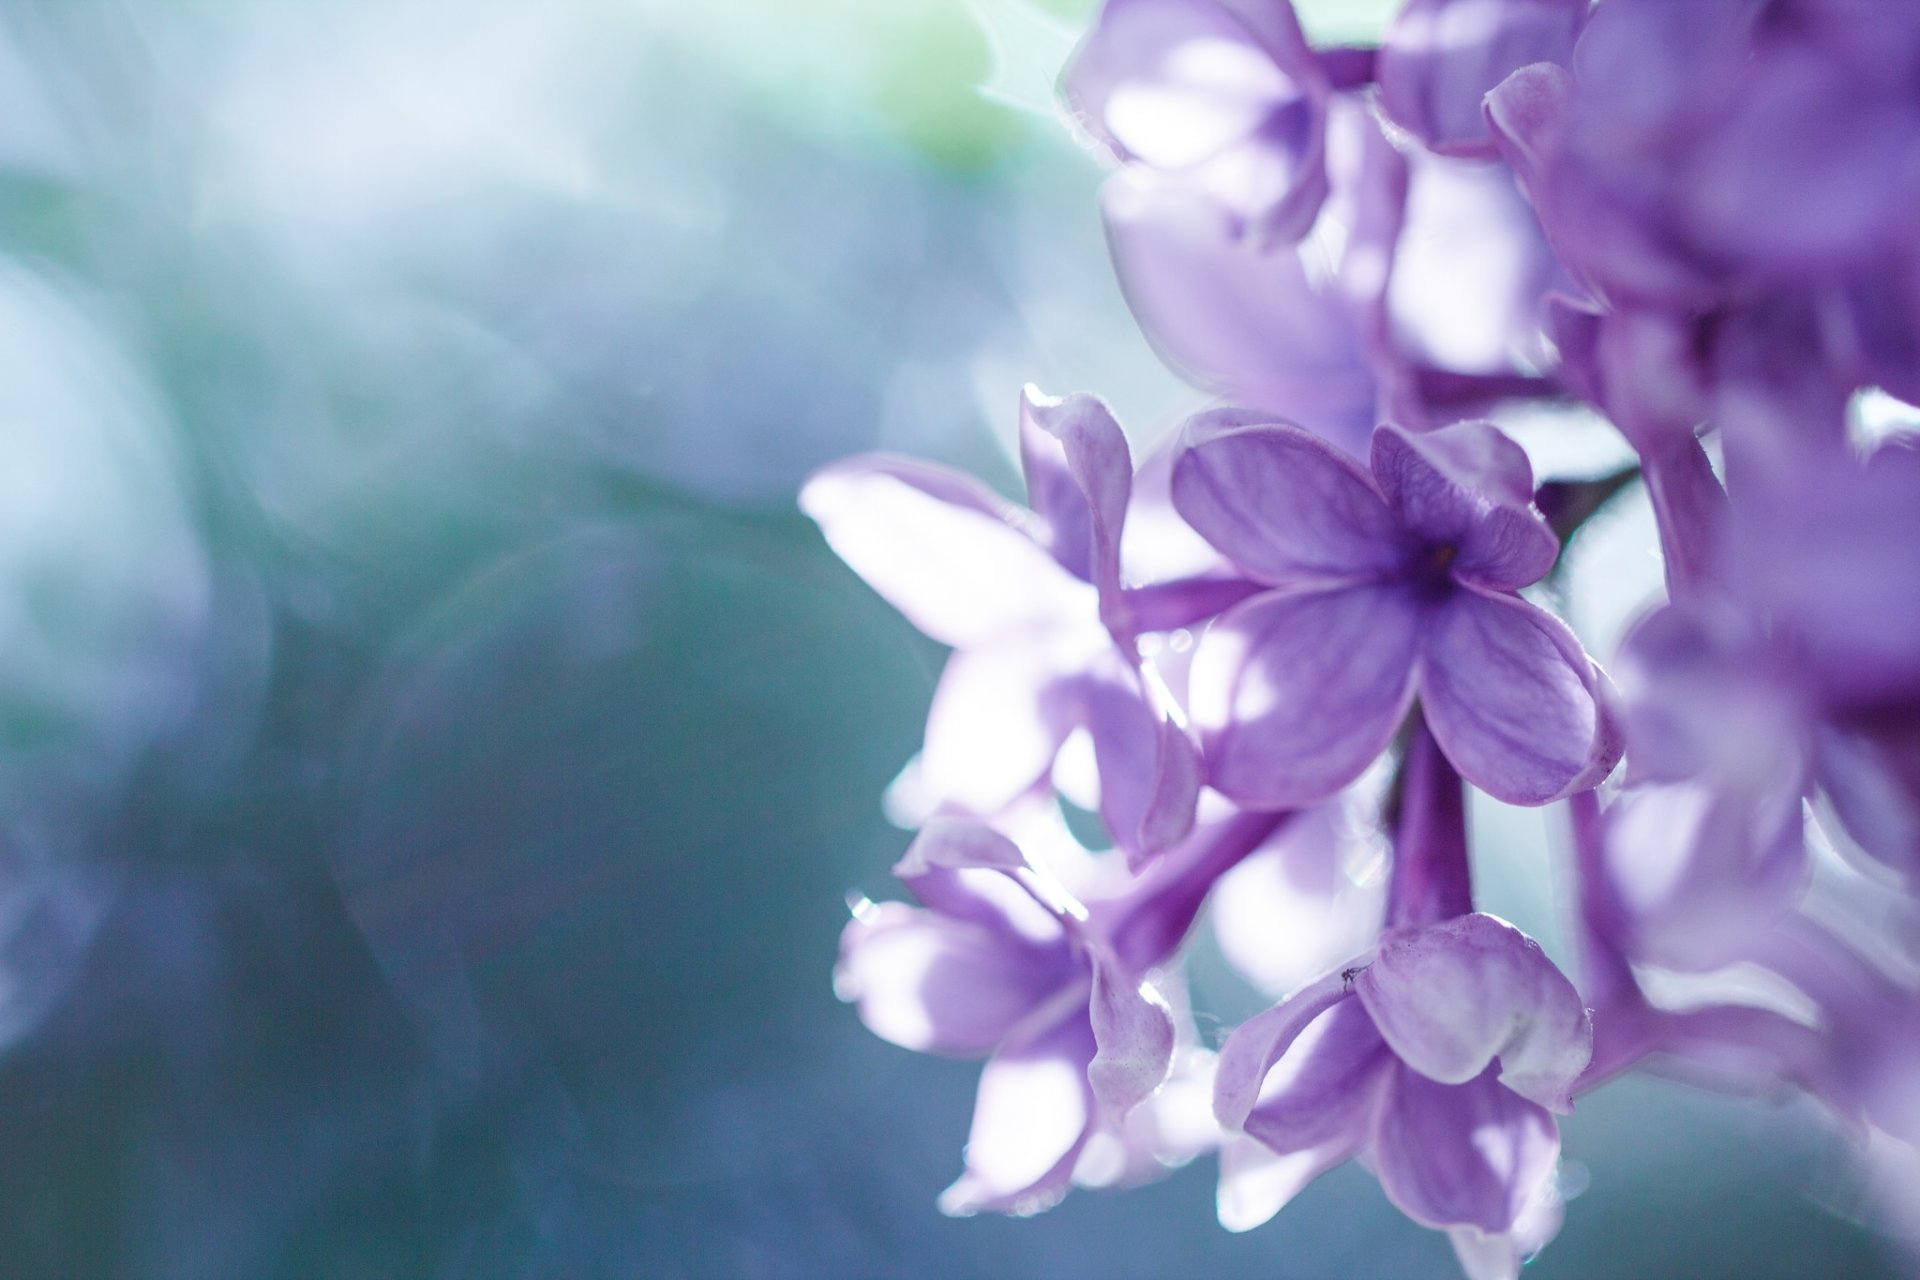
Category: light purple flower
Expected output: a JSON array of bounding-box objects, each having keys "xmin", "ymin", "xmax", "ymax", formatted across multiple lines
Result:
[
  {"xmin": 801, "ymin": 388, "xmax": 1200, "ymax": 862},
  {"xmin": 1171, "ymin": 414, "xmax": 1619, "ymax": 808},
  {"xmin": 839, "ymin": 809, "xmax": 1287, "ymax": 1214},
  {"xmin": 1099, "ymin": 89, "xmax": 1564, "ymax": 460},
  {"xmin": 1212, "ymin": 726, "xmax": 1590, "ymax": 1277},
  {"xmin": 1063, "ymin": 0, "xmax": 1333, "ymax": 246},
  {"xmin": 1488, "ymin": 0, "xmax": 1920, "ymax": 310},
  {"xmin": 1566, "ymin": 791, "xmax": 1865, "ymax": 1121},
  {"xmin": 1601, "ymin": 441, "xmax": 1920, "ymax": 891}
]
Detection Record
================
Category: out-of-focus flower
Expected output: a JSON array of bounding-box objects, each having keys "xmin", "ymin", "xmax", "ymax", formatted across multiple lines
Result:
[
  {"xmin": 1213, "ymin": 726, "xmax": 1589, "ymax": 1280},
  {"xmin": 1171, "ymin": 414, "xmax": 1617, "ymax": 807},
  {"xmin": 1063, "ymin": 0, "xmax": 1333, "ymax": 247},
  {"xmin": 838, "ymin": 809, "xmax": 1284, "ymax": 1214}
]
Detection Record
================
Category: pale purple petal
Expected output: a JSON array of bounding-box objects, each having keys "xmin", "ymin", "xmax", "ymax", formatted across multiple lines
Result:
[
  {"xmin": 940, "ymin": 1011, "xmax": 1097, "ymax": 1216},
  {"xmin": 1449, "ymin": 1177, "xmax": 1563, "ymax": 1280},
  {"xmin": 1213, "ymin": 970, "xmax": 1351, "ymax": 1131},
  {"xmin": 1086, "ymin": 955, "xmax": 1177, "ymax": 1114},
  {"xmin": 893, "ymin": 816, "xmax": 1030, "ymax": 879},
  {"xmin": 1370, "ymin": 421, "xmax": 1558, "ymax": 591},
  {"xmin": 1241, "ymin": 997, "xmax": 1393, "ymax": 1153},
  {"xmin": 1378, "ymin": 0, "xmax": 1584, "ymax": 158},
  {"xmin": 1063, "ymin": 0, "xmax": 1330, "ymax": 242},
  {"xmin": 1019, "ymin": 386, "xmax": 1133, "ymax": 613},
  {"xmin": 835, "ymin": 903, "xmax": 1057, "ymax": 1057},
  {"xmin": 1065, "ymin": 0, "xmax": 1299, "ymax": 169},
  {"xmin": 1482, "ymin": 62, "xmax": 1569, "ymax": 205},
  {"xmin": 1605, "ymin": 779, "xmax": 1809, "ymax": 971},
  {"xmin": 1216, "ymin": 1133, "xmax": 1359, "ymax": 1232},
  {"xmin": 1816, "ymin": 723, "xmax": 1920, "ymax": 882},
  {"xmin": 1210, "ymin": 803, "xmax": 1385, "ymax": 997},
  {"xmin": 1172, "ymin": 415, "xmax": 1403, "ymax": 586},
  {"xmin": 800, "ymin": 456, "xmax": 1090, "ymax": 648},
  {"xmin": 1418, "ymin": 586, "xmax": 1617, "ymax": 805},
  {"xmin": 1100, "ymin": 178, "xmax": 1377, "ymax": 453},
  {"xmin": 1386, "ymin": 154, "xmax": 1562, "ymax": 386},
  {"xmin": 1190, "ymin": 585, "xmax": 1420, "ymax": 808},
  {"xmin": 1355, "ymin": 912, "xmax": 1591, "ymax": 1112},
  {"xmin": 920, "ymin": 645, "xmax": 1076, "ymax": 818},
  {"xmin": 1372, "ymin": 1063, "xmax": 1560, "ymax": 1234},
  {"xmin": 1078, "ymin": 674, "xmax": 1203, "ymax": 864}
]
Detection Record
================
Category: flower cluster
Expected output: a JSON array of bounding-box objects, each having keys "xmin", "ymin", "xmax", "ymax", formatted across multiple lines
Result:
[{"xmin": 804, "ymin": 1, "xmax": 1920, "ymax": 1274}]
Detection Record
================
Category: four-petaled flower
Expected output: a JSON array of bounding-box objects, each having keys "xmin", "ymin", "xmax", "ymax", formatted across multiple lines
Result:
[
  {"xmin": 1214, "ymin": 913, "xmax": 1591, "ymax": 1279},
  {"xmin": 1172, "ymin": 414, "xmax": 1619, "ymax": 808}
]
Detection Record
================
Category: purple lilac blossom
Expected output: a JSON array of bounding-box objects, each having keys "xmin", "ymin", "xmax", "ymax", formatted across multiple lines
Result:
[
  {"xmin": 837, "ymin": 809, "xmax": 1286, "ymax": 1213},
  {"xmin": 1062, "ymin": 0, "xmax": 1333, "ymax": 247},
  {"xmin": 1170, "ymin": 414, "xmax": 1618, "ymax": 808},
  {"xmin": 801, "ymin": 388, "xmax": 1200, "ymax": 863},
  {"xmin": 1097, "ymin": 80, "xmax": 1563, "ymax": 457},
  {"xmin": 811, "ymin": 0, "xmax": 1920, "ymax": 1266},
  {"xmin": 1212, "ymin": 726, "xmax": 1588, "ymax": 1278}
]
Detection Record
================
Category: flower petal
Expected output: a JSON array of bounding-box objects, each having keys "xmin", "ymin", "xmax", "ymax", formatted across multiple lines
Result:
[
  {"xmin": 1213, "ymin": 970, "xmax": 1352, "ymax": 1132},
  {"xmin": 1483, "ymin": 61, "xmax": 1568, "ymax": 203},
  {"xmin": 940, "ymin": 1010, "xmax": 1097, "ymax": 1216},
  {"xmin": 1064, "ymin": 0, "xmax": 1299, "ymax": 169},
  {"xmin": 1078, "ymin": 672, "xmax": 1202, "ymax": 864},
  {"xmin": 1418, "ymin": 586, "xmax": 1618, "ymax": 805},
  {"xmin": 1372, "ymin": 1062, "xmax": 1560, "ymax": 1234},
  {"xmin": 1242, "ymin": 997, "xmax": 1393, "ymax": 1154},
  {"xmin": 893, "ymin": 816, "xmax": 1029, "ymax": 879},
  {"xmin": 920, "ymin": 645, "xmax": 1076, "ymax": 819},
  {"xmin": 1190, "ymin": 584, "xmax": 1420, "ymax": 808},
  {"xmin": 1172, "ymin": 415, "xmax": 1403, "ymax": 586},
  {"xmin": 1086, "ymin": 954, "xmax": 1176, "ymax": 1114},
  {"xmin": 1210, "ymin": 802, "xmax": 1386, "ymax": 997},
  {"xmin": 1604, "ymin": 779, "xmax": 1808, "ymax": 971},
  {"xmin": 1100, "ymin": 178, "xmax": 1378, "ymax": 455},
  {"xmin": 1019, "ymin": 387, "xmax": 1133, "ymax": 616},
  {"xmin": 1371, "ymin": 421, "xmax": 1557, "ymax": 591},
  {"xmin": 1063, "ymin": 0, "xmax": 1329, "ymax": 241},
  {"xmin": 1816, "ymin": 723, "xmax": 1920, "ymax": 882},
  {"xmin": 1216, "ymin": 1133, "xmax": 1359, "ymax": 1232},
  {"xmin": 835, "ymin": 903, "xmax": 1058, "ymax": 1057},
  {"xmin": 1377, "ymin": 0, "xmax": 1585, "ymax": 159},
  {"xmin": 1355, "ymin": 913, "xmax": 1591, "ymax": 1113},
  {"xmin": 800, "ymin": 455, "xmax": 1091, "ymax": 649}
]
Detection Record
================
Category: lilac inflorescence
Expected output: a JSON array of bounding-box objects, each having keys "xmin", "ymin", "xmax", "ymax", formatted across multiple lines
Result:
[{"xmin": 803, "ymin": 1, "xmax": 1920, "ymax": 1275}]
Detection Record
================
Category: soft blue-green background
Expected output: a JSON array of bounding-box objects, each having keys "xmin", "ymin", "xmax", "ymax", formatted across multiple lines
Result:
[{"xmin": 0, "ymin": 1, "xmax": 1900, "ymax": 1275}]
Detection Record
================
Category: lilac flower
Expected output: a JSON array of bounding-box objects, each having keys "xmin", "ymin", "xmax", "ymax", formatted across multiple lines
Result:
[
  {"xmin": 802, "ymin": 389, "xmax": 1200, "ymax": 862},
  {"xmin": 1096, "ymin": 96, "xmax": 1395, "ymax": 456},
  {"xmin": 838, "ymin": 810, "xmax": 1285, "ymax": 1213},
  {"xmin": 1063, "ymin": 0, "xmax": 1333, "ymax": 247},
  {"xmin": 1601, "ymin": 441, "xmax": 1920, "ymax": 896},
  {"xmin": 1566, "ymin": 791, "xmax": 1868, "ymax": 1126},
  {"xmin": 1171, "ymin": 414, "xmax": 1619, "ymax": 808},
  {"xmin": 1488, "ymin": 0, "xmax": 1920, "ymax": 310},
  {"xmin": 1212, "ymin": 726, "xmax": 1590, "ymax": 1278},
  {"xmin": 1100, "ymin": 89, "xmax": 1563, "ymax": 459}
]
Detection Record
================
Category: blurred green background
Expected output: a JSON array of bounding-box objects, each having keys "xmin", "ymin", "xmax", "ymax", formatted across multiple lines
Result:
[{"xmin": 0, "ymin": 0, "xmax": 1899, "ymax": 1275}]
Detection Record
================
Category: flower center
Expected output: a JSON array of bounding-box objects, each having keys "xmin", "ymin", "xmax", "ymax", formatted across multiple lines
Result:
[{"xmin": 1408, "ymin": 542, "xmax": 1459, "ymax": 600}]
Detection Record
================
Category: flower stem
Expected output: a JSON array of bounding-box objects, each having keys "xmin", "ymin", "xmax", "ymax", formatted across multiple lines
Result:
[{"xmin": 1383, "ymin": 715, "xmax": 1472, "ymax": 929}]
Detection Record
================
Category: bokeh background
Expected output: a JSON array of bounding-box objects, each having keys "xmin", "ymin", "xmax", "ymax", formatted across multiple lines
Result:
[{"xmin": 0, "ymin": 0, "xmax": 1904, "ymax": 1275}]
